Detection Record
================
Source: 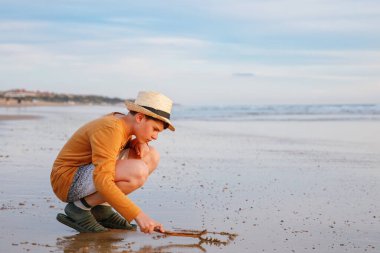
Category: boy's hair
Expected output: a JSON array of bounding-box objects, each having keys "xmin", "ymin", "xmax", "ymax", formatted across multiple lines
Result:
[{"xmin": 129, "ymin": 111, "xmax": 169, "ymax": 130}]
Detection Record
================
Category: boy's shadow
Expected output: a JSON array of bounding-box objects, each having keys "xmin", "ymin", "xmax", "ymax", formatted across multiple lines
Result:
[{"xmin": 56, "ymin": 230, "xmax": 207, "ymax": 253}]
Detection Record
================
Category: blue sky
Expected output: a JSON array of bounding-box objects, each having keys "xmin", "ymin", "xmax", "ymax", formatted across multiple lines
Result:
[{"xmin": 0, "ymin": 0, "xmax": 379, "ymax": 105}]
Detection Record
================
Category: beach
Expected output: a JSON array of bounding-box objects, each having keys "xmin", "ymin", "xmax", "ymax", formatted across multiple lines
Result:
[{"xmin": 0, "ymin": 105, "xmax": 379, "ymax": 253}]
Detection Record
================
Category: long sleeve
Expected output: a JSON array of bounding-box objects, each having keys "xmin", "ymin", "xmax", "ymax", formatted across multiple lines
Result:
[{"xmin": 90, "ymin": 126, "xmax": 141, "ymax": 222}]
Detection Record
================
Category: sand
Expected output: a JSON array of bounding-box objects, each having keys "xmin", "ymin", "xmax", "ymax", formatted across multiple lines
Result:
[
  {"xmin": 0, "ymin": 115, "xmax": 42, "ymax": 121},
  {"xmin": 0, "ymin": 106, "xmax": 379, "ymax": 253}
]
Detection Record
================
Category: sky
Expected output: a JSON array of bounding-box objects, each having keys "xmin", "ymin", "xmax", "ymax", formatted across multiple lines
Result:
[{"xmin": 0, "ymin": 0, "xmax": 379, "ymax": 105}]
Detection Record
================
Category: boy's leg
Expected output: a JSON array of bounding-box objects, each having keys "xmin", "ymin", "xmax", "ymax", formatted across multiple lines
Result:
[
  {"xmin": 58, "ymin": 146, "xmax": 159, "ymax": 232},
  {"xmin": 83, "ymin": 146, "xmax": 159, "ymax": 229},
  {"xmin": 85, "ymin": 146, "xmax": 160, "ymax": 206}
]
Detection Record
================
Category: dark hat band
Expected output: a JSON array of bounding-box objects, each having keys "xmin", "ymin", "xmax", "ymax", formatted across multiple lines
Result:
[{"xmin": 141, "ymin": 105, "xmax": 171, "ymax": 120}]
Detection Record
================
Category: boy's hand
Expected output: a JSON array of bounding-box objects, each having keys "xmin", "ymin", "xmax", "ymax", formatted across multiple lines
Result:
[
  {"xmin": 134, "ymin": 143, "xmax": 150, "ymax": 158},
  {"xmin": 130, "ymin": 139, "xmax": 150, "ymax": 158},
  {"xmin": 134, "ymin": 211, "xmax": 165, "ymax": 234}
]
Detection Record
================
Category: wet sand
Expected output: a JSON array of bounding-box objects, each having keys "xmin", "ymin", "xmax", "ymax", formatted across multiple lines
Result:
[
  {"xmin": 0, "ymin": 106, "xmax": 379, "ymax": 252},
  {"xmin": 0, "ymin": 114, "xmax": 42, "ymax": 121}
]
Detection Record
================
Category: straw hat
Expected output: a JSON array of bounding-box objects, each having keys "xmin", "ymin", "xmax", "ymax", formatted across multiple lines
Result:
[{"xmin": 125, "ymin": 91, "xmax": 175, "ymax": 131}]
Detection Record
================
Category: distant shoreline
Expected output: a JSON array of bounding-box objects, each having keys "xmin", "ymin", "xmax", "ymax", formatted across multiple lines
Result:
[{"xmin": 0, "ymin": 98, "xmax": 122, "ymax": 108}]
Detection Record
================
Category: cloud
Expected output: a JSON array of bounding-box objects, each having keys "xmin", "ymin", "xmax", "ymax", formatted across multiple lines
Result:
[
  {"xmin": 0, "ymin": 0, "xmax": 379, "ymax": 104},
  {"xmin": 0, "ymin": 20, "xmax": 49, "ymax": 31},
  {"xmin": 0, "ymin": 43, "xmax": 60, "ymax": 70},
  {"xmin": 232, "ymin": 72, "xmax": 255, "ymax": 78},
  {"xmin": 105, "ymin": 17, "xmax": 162, "ymax": 26},
  {"xmin": 205, "ymin": 0, "xmax": 380, "ymax": 34},
  {"xmin": 218, "ymin": 0, "xmax": 379, "ymax": 19},
  {"xmin": 137, "ymin": 37, "xmax": 208, "ymax": 47}
]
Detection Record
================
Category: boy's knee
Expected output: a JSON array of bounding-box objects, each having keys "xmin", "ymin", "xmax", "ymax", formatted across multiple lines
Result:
[
  {"xmin": 131, "ymin": 163, "xmax": 149, "ymax": 188},
  {"xmin": 148, "ymin": 146, "xmax": 160, "ymax": 168}
]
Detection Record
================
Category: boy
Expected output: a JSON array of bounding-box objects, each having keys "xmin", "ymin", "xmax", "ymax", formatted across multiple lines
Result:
[{"xmin": 50, "ymin": 91, "xmax": 175, "ymax": 233}]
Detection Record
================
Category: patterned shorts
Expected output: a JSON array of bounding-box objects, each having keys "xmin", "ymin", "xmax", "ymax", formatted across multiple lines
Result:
[
  {"xmin": 66, "ymin": 148, "xmax": 130, "ymax": 202},
  {"xmin": 67, "ymin": 163, "xmax": 96, "ymax": 202}
]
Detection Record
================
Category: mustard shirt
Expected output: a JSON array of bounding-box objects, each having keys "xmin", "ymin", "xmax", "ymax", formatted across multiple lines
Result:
[{"xmin": 50, "ymin": 113, "xmax": 140, "ymax": 222}]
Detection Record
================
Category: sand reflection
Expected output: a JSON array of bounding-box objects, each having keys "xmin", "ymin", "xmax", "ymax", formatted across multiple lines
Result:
[
  {"xmin": 56, "ymin": 232, "xmax": 125, "ymax": 252},
  {"xmin": 56, "ymin": 229, "xmax": 237, "ymax": 253}
]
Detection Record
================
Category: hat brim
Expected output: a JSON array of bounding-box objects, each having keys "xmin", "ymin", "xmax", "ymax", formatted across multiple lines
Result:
[{"xmin": 125, "ymin": 100, "xmax": 175, "ymax": 131}]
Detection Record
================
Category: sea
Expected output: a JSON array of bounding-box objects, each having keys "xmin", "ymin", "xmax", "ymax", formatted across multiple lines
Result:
[
  {"xmin": 1, "ymin": 103, "xmax": 379, "ymax": 122},
  {"xmin": 172, "ymin": 104, "xmax": 380, "ymax": 121}
]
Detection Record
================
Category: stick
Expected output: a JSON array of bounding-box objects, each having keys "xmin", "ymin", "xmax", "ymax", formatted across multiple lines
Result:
[{"xmin": 154, "ymin": 228, "xmax": 207, "ymax": 238}]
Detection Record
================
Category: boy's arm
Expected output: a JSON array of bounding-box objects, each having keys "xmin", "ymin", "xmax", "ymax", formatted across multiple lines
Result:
[
  {"xmin": 129, "ymin": 138, "xmax": 150, "ymax": 158},
  {"xmin": 90, "ymin": 126, "xmax": 141, "ymax": 222}
]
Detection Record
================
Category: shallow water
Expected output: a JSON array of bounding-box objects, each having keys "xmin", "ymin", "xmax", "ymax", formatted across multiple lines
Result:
[{"xmin": 0, "ymin": 106, "xmax": 379, "ymax": 252}]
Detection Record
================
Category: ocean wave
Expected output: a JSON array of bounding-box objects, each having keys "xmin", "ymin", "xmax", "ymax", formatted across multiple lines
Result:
[{"xmin": 172, "ymin": 104, "xmax": 380, "ymax": 121}]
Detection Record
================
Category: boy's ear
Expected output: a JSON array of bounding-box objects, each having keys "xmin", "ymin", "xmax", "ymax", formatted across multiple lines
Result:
[{"xmin": 135, "ymin": 113, "xmax": 145, "ymax": 123}]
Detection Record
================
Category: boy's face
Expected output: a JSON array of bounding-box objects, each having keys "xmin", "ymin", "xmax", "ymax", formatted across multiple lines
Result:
[{"xmin": 134, "ymin": 113, "xmax": 164, "ymax": 143}]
